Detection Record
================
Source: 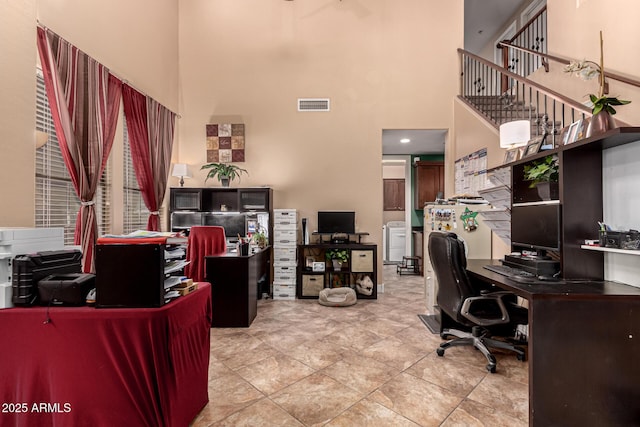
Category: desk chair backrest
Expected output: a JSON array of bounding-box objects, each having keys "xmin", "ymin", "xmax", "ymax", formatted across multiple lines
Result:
[
  {"xmin": 428, "ymin": 232, "xmax": 478, "ymax": 324},
  {"xmin": 185, "ymin": 226, "xmax": 227, "ymax": 282}
]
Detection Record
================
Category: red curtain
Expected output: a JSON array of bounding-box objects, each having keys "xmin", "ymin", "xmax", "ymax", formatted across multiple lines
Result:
[
  {"xmin": 36, "ymin": 27, "xmax": 122, "ymax": 273},
  {"xmin": 122, "ymin": 85, "xmax": 176, "ymax": 231}
]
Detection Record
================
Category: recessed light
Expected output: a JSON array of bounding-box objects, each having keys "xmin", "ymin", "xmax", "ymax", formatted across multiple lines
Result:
[{"xmin": 400, "ymin": 138, "xmax": 410, "ymax": 143}]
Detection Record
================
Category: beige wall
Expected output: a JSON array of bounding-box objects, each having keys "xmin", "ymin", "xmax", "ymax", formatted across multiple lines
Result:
[
  {"xmin": 0, "ymin": 0, "xmax": 37, "ymax": 226},
  {"xmin": 177, "ymin": 0, "xmax": 464, "ymax": 277}
]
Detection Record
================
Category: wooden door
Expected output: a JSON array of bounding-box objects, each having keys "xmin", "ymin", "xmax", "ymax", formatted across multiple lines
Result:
[{"xmin": 414, "ymin": 161, "xmax": 444, "ymax": 209}]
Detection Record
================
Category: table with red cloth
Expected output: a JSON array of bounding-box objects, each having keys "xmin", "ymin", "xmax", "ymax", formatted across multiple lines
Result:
[{"xmin": 0, "ymin": 283, "xmax": 211, "ymax": 427}]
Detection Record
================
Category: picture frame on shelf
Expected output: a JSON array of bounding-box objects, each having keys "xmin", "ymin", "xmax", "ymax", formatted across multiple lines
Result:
[
  {"xmin": 565, "ymin": 119, "xmax": 583, "ymax": 145},
  {"xmin": 503, "ymin": 148, "xmax": 520, "ymax": 164},
  {"xmin": 561, "ymin": 125, "xmax": 572, "ymax": 145},
  {"xmin": 305, "ymin": 256, "xmax": 315, "ymax": 269},
  {"xmin": 523, "ymin": 138, "xmax": 543, "ymax": 157}
]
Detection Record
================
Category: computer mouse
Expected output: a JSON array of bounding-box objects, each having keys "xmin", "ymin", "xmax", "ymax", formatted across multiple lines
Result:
[{"xmin": 537, "ymin": 275, "xmax": 560, "ymax": 282}]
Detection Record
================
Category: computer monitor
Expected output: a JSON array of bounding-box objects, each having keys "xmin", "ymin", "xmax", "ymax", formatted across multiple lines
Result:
[
  {"xmin": 511, "ymin": 203, "xmax": 561, "ymax": 252},
  {"xmin": 203, "ymin": 213, "xmax": 246, "ymax": 238},
  {"xmin": 317, "ymin": 211, "xmax": 356, "ymax": 234}
]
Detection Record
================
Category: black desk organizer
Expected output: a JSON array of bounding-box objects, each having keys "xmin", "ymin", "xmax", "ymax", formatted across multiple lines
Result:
[{"xmin": 599, "ymin": 229, "xmax": 640, "ymax": 250}]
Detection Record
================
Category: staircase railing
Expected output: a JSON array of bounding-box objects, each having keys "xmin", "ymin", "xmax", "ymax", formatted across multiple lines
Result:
[
  {"xmin": 498, "ymin": 5, "xmax": 547, "ymax": 90},
  {"xmin": 498, "ymin": 40, "xmax": 640, "ymax": 94},
  {"xmin": 459, "ymin": 48, "xmax": 590, "ymax": 147}
]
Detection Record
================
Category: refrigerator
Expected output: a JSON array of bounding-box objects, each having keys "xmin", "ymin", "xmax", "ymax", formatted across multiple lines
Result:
[{"xmin": 423, "ymin": 203, "xmax": 493, "ymax": 317}]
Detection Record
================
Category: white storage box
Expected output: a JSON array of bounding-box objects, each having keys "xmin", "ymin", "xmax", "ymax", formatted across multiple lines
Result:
[
  {"xmin": 273, "ymin": 247, "xmax": 297, "ymax": 265},
  {"xmin": 273, "ymin": 229, "xmax": 297, "ymax": 247},
  {"xmin": 273, "ymin": 209, "xmax": 298, "ymax": 230},
  {"xmin": 273, "ymin": 283, "xmax": 296, "ymax": 300},
  {"xmin": 273, "ymin": 265, "xmax": 297, "ymax": 283}
]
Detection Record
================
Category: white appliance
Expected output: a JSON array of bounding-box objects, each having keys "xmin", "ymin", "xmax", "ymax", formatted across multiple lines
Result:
[
  {"xmin": 423, "ymin": 204, "xmax": 492, "ymax": 314},
  {"xmin": 0, "ymin": 228, "xmax": 65, "ymax": 309},
  {"xmin": 386, "ymin": 221, "xmax": 406, "ymax": 262}
]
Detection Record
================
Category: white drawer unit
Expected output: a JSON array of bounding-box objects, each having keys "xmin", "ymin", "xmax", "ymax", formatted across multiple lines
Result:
[
  {"xmin": 274, "ymin": 265, "xmax": 297, "ymax": 283},
  {"xmin": 273, "ymin": 209, "xmax": 298, "ymax": 230},
  {"xmin": 351, "ymin": 249, "xmax": 374, "ymax": 272},
  {"xmin": 273, "ymin": 247, "xmax": 297, "ymax": 266},
  {"xmin": 273, "ymin": 229, "xmax": 297, "ymax": 248},
  {"xmin": 272, "ymin": 209, "xmax": 299, "ymax": 299}
]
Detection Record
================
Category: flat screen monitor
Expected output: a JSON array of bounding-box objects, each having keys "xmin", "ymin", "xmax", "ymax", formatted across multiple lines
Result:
[
  {"xmin": 511, "ymin": 203, "xmax": 561, "ymax": 251},
  {"xmin": 203, "ymin": 213, "xmax": 246, "ymax": 238},
  {"xmin": 317, "ymin": 211, "xmax": 355, "ymax": 234}
]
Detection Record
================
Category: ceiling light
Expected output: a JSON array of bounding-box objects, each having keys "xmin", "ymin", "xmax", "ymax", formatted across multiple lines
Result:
[{"xmin": 400, "ymin": 138, "xmax": 410, "ymax": 143}]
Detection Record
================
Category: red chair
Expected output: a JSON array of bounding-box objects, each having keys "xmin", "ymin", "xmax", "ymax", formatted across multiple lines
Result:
[{"xmin": 184, "ymin": 226, "xmax": 227, "ymax": 282}]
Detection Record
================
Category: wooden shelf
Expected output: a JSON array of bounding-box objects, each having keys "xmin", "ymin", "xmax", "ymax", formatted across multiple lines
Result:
[{"xmin": 581, "ymin": 245, "xmax": 640, "ymax": 256}]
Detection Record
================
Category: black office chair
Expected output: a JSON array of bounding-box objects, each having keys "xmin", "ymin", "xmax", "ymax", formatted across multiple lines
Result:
[{"xmin": 428, "ymin": 232, "xmax": 527, "ymax": 373}]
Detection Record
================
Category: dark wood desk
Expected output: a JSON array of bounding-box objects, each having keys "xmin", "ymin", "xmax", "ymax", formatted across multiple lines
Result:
[
  {"xmin": 468, "ymin": 259, "xmax": 640, "ymax": 427},
  {"xmin": 205, "ymin": 247, "xmax": 271, "ymax": 327}
]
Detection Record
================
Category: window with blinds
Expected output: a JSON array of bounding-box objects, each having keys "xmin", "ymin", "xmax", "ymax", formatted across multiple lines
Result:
[
  {"xmin": 35, "ymin": 70, "xmax": 111, "ymax": 245},
  {"xmin": 123, "ymin": 119, "xmax": 150, "ymax": 234}
]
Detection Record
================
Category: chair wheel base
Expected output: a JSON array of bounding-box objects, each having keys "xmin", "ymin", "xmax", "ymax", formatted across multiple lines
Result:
[
  {"xmin": 436, "ymin": 348, "xmax": 445, "ymax": 357},
  {"xmin": 486, "ymin": 364, "xmax": 496, "ymax": 373}
]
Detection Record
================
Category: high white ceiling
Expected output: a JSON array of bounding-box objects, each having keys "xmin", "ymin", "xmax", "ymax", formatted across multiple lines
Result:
[{"xmin": 382, "ymin": 0, "xmax": 530, "ymax": 156}]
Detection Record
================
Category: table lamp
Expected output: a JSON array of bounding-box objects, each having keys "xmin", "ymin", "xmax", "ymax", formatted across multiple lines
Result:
[
  {"xmin": 172, "ymin": 163, "xmax": 191, "ymax": 187},
  {"xmin": 499, "ymin": 120, "xmax": 531, "ymax": 149}
]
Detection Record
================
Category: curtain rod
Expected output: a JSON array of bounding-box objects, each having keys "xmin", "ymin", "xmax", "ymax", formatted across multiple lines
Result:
[{"xmin": 37, "ymin": 22, "xmax": 181, "ymax": 119}]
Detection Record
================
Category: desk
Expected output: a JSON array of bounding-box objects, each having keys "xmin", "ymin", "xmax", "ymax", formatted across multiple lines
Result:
[
  {"xmin": 205, "ymin": 247, "xmax": 271, "ymax": 327},
  {"xmin": 0, "ymin": 283, "xmax": 211, "ymax": 427},
  {"xmin": 468, "ymin": 260, "xmax": 640, "ymax": 426}
]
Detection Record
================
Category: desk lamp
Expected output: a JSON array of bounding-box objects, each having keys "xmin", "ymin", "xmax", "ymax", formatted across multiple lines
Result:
[
  {"xmin": 172, "ymin": 163, "xmax": 191, "ymax": 187},
  {"xmin": 500, "ymin": 120, "xmax": 531, "ymax": 149}
]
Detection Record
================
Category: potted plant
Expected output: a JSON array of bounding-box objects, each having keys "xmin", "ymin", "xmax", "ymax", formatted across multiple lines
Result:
[
  {"xmin": 200, "ymin": 162, "xmax": 248, "ymax": 187},
  {"xmin": 325, "ymin": 249, "xmax": 349, "ymax": 271},
  {"xmin": 563, "ymin": 31, "xmax": 631, "ymax": 136},
  {"xmin": 523, "ymin": 155, "xmax": 559, "ymax": 201},
  {"xmin": 251, "ymin": 230, "xmax": 268, "ymax": 249}
]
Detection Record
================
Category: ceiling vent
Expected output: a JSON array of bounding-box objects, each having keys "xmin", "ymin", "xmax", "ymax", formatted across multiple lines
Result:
[{"xmin": 298, "ymin": 98, "xmax": 330, "ymax": 112}]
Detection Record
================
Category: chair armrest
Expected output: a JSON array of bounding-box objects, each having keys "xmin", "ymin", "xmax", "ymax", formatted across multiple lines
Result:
[{"xmin": 460, "ymin": 294, "xmax": 510, "ymax": 326}]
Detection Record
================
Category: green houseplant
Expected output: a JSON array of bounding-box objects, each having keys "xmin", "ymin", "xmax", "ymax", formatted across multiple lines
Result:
[
  {"xmin": 563, "ymin": 31, "xmax": 631, "ymax": 136},
  {"xmin": 523, "ymin": 155, "xmax": 559, "ymax": 200},
  {"xmin": 201, "ymin": 162, "xmax": 248, "ymax": 187},
  {"xmin": 251, "ymin": 230, "xmax": 268, "ymax": 249},
  {"xmin": 325, "ymin": 249, "xmax": 349, "ymax": 271}
]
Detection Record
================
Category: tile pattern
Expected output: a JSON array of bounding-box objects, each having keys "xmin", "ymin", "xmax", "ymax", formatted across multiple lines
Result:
[{"xmin": 192, "ymin": 265, "xmax": 529, "ymax": 426}]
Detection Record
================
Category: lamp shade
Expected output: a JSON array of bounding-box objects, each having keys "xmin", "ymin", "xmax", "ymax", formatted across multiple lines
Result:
[
  {"xmin": 499, "ymin": 120, "xmax": 531, "ymax": 148},
  {"xmin": 172, "ymin": 163, "xmax": 191, "ymax": 178}
]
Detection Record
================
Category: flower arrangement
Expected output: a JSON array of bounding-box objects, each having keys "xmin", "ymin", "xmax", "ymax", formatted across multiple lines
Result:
[{"xmin": 563, "ymin": 31, "xmax": 630, "ymax": 115}]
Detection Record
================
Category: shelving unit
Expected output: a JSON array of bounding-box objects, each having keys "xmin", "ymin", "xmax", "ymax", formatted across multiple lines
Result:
[
  {"xmin": 297, "ymin": 242, "xmax": 377, "ymax": 299},
  {"xmin": 501, "ymin": 127, "xmax": 640, "ymax": 280}
]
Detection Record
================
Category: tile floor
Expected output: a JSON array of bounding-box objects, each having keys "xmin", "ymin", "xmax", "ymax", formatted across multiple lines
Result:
[{"xmin": 192, "ymin": 265, "xmax": 529, "ymax": 426}]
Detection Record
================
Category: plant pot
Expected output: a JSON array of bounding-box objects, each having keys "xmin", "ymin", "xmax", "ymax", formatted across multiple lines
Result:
[
  {"xmin": 536, "ymin": 181, "xmax": 559, "ymax": 201},
  {"xmin": 586, "ymin": 111, "xmax": 616, "ymax": 138},
  {"xmin": 332, "ymin": 259, "xmax": 342, "ymax": 271},
  {"xmin": 220, "ymin": 177, "xmax": 230, "ymax": 187}
]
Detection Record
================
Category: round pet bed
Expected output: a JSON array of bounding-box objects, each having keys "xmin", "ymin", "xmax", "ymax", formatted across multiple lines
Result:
[{"xmin": 318, "ymin": 287, "xmax": 357, "ymax": 307}]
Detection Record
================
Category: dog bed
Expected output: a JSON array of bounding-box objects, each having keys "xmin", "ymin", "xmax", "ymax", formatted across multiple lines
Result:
[{"xmin": 318, "ymin": 287, "xmax": 357, "ymax": 307}]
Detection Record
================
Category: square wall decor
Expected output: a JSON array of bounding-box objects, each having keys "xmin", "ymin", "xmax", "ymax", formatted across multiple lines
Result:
[{"xmin": 206, "ymin": 123, "xmax": 245, "ymax": 162}]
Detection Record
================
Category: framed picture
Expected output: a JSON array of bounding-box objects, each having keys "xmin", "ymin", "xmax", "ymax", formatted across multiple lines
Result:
[
  {"xmin": 503, "ymin": 148, "xmax": 520, "ymax": 164},
  {"xmin": 523, "ymin": 139, "xmax": 543, "ymax": 157},
  {"xmin": 305, "ymin": 256, "xmax": 315, "ymax": 269},
  {"xmin": 565, "ymin": 120, "xmax": 582, "ymax": 145},
  {"xmin": 561, "ymin": 125, "xmax": 572, "ymax": 145}
]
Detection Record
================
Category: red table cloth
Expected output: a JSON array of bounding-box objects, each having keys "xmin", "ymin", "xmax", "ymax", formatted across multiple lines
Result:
[{"xmin": 0, "ymin": 283, "xmax": 211, "ymax": 427}]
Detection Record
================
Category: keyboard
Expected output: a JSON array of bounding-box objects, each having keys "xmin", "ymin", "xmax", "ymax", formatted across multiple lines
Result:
[{"xmin": 482, "ymin": 264, "xmax": 537, "ymax": 283}]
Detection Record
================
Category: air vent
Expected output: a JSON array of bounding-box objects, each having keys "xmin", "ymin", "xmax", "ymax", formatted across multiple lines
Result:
[{"xmin": 298, "ymin": 98, "xmax": 330, "ymax": 112}]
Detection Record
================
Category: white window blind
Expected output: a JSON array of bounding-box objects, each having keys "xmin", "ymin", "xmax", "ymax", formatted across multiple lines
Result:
[
  {"xmin": 123, "ymin": 119, "xmax": 150, "ymax": 233},
  {"xmin": 35, "ymin": 70, "xmax": 111, "ymax": 245}
]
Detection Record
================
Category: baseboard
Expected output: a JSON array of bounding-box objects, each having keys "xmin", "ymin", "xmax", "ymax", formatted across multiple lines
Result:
[{"xmin": 377, "ymin": 283, "xmax": 384, "ymax": 293}]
